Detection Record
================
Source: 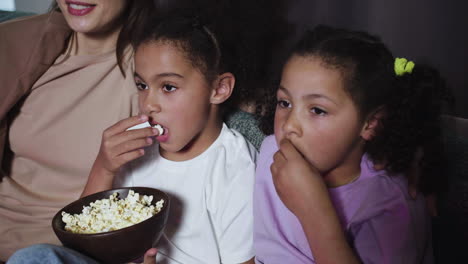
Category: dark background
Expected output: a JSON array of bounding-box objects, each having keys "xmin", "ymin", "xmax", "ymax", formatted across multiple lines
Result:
[{"xmin": 285, "ymin": 0, "xmax": 468, "ymax": 119}]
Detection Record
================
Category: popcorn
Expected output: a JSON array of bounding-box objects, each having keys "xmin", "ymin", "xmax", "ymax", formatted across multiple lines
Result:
[
  {"xmin": 154, "ymin": 124, "xmax": 164, "ymax": 135},
  {"xmin": 126, "ymin": 122, "xmax": 164, "ymax": 135},
  {"xmin": 62, "ymin": 190, "xmax": 164, "ymax": 234}
]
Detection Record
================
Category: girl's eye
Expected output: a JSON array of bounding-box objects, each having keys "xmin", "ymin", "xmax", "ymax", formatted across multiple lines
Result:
[
  {"xmin": 162, "ymin": 84, "xmax": 177, "ymax": 92},
  {"xmin": 311, "ymin": 107, "xmax": 327, "ymax": 115},
  {"xmin": 277, "ymin": 99, "xmax": 291, "ymax": 108},
  {"xmin": 135, "ymin": 82, "xmax": 148, "ymax": 90}
]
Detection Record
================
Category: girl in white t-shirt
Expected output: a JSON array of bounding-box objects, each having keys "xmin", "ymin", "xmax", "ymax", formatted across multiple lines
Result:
[{"xmin": 76, "ymin": 4, "xmax": 284, "ymax": 264}]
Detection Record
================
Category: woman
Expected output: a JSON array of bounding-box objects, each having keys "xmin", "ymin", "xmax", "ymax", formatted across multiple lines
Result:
[{"xmin": 0, "ymin": 0, "xmax": 138, "ymax": 260}]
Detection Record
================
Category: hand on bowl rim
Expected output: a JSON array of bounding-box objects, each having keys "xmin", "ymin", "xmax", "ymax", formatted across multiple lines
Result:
[{"xmin": 129, "ymin": 248, "xmax": 158, "ymax": 264}]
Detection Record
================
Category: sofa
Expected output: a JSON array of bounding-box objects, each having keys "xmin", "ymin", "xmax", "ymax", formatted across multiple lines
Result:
[{"xmin": 434, "ymin": 115, "xmax": 468, "ymax": 262}]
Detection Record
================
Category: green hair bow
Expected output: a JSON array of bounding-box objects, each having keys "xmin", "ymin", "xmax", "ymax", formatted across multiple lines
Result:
[{"xmin": 394, "ymin": 57, "xmax": 415, "ymax": 76}]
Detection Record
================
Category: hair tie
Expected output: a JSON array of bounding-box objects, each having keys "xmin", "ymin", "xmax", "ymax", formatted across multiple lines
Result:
[{"xmin": 395, "ymin": 57, "xmax": 415, "ymax": 76}]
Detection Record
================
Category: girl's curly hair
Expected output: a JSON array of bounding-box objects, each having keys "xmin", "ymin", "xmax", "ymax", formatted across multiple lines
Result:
[{"xmin": 262, "ymin": 25, "xmax": 453, "ymax": 194}]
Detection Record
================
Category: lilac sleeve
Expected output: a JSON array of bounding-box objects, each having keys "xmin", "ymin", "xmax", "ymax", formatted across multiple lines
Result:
[
  {"xmin": 349, "ymin": 178, "xmax": 433, "ymax": 264},
  {"xmin": 254, "ymin": 136, "xmax": 314, "ymax": 264},
  {"xmin": 352, "ymin": 201, "xmax": 411, "ymax": 263}
]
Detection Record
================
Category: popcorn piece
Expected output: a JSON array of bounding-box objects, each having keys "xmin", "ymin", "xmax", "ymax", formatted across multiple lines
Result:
[
  {"xmin": 154, "ymin": 124, "xmax": 164, "ymax": 135},
  {"xmin": 62, "ymin": 190, "xmax": 164, "ymax": 234},
  {"xmin": 126, "ymin": 122, "xmax": 164, "ymax": 135},
  {"xmin": 127, "ymin": 122, "xmax": 151, "ymax": 131}
]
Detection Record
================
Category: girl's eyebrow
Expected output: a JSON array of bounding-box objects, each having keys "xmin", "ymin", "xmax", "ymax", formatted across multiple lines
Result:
[
  {"xmin": 303, "ymin": 93, "xmax": 338, "ymax": 106},
  {"xmin": 278, "ymin": 85, "xmax": 290, "ymax": 95},
  {"xmin": 134, "ymin": 72, "xmax": 145, "ymax": 82},
  {"xmin": 134, "ymin": 72, "xmax": 184, "ymax": 82},
  {"xmin": 279, "ymin": 85, "xmax": 338, "ymax": 106},
  {"xmin": 155, "ymin": 72, "xmax": 184, "ymax": 79}
]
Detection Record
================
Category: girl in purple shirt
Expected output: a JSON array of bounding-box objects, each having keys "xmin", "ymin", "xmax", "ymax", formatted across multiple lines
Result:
[{"xmin": 254, "ymin": 25, "xmax": 451, "ymax": 264}]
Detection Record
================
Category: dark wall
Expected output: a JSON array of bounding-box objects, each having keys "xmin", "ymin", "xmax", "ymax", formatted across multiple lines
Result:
[{"xmin": 286, "ymin": 0, "xmax": 468, "ymax": 118}]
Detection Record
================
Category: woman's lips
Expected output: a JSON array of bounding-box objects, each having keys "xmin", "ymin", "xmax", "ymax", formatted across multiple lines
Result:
[{"xmin": 66, "ymin": 1, "xmax": 96, "ymax": 16}]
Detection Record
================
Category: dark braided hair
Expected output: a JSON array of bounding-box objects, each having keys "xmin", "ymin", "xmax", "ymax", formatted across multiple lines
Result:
[
  {"xmin": 262, "ymin": 25, "xmax": 453, "ymax": 194},
  {"xmin": 117, "ymin": 0, "xmax": 291, "ymax": 115}
]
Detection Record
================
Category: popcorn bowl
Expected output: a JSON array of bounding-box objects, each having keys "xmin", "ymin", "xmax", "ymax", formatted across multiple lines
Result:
[{"xmin": 52, "ymin": 187, "xmax": 170, "ymax": 264}]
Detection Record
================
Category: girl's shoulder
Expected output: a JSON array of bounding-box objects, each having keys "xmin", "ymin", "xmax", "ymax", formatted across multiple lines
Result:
[
  {"xmin": 254, "ymin": 135, "xmax": 278, "ymax": 184},
  {"xmin": 354, "ymin": 155, "xmax": 412, "ymax": 206},
  {"xmin": 220, "ymin": 123, "xmax": 258, "ymax": 159},
  {"xmin": 202, "ymin": 124, "xmax": 257, "ymax": 178},
  {"xmin": 359, "ymin": 155, "xmax": 410, "ymax": 197},
  {"xmin": 330, "ymin": 155, "xmax": 416, "ymax": 223},
  {"xmin": 258, "ymin": 135, "xmax": 278, "ymax": 157}
]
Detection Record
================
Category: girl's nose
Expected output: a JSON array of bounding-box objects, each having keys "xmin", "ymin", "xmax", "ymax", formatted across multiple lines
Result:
[
  {"xmin": 141, "ymin": 91, "xmax": 161, "ymax": 114},
  {"xmin": 283, "ymin": 112, "xmax": 302, "ymax": 138}
]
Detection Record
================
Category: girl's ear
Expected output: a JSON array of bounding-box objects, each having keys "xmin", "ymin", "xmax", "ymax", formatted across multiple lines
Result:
[
  {"xmin": 361, "ymin": 107, "xmax": 386, "ymax": 141},
  {"xmin": 210, "ymin": 73, "xmax": 235, "ymax": 105}
]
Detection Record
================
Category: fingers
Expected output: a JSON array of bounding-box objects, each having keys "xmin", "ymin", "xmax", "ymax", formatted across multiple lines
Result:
[
  {"xmin": 101, "ymin": 116, "xmax": 159, "ymax": 161},
  {"xmin": 106, "ymin": 127, "xmax": 159, "ymax": 152},
  {"xmin": 101, "ymin": 136, "xmax": 153, "ymax": 168},
  {"xmin": 113, "ymin": 149, "xmax": 145, "ymax": 168},
  {"xmin": 103, "ymin": 115, "xmax": 149, "ymax": 138},
  {"xmin": 272, "ymin": 139, "xmax": 301, "ymax": 174},
  {"xmin": 97, "ymin": 116, "xmax": 159, "ymax": 172},
  {"xmin": 271, "ymin": 147, "xmax": 286, "ymax": 175},
  {"xmin": 113, "ymin": 137, "xmax": 153, "ymax": 155},
  {"xmin": 278, "ymin": 138, "xmax": 303, "ymax": 160},
  {"xmin": 143, "ymin": 248, "xmax": 158, "ymax": 264}
]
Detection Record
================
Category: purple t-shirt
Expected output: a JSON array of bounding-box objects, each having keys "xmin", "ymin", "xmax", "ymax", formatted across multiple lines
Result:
[{"xmin": 254, "ymin": 135, "xmax": 433, "ymax": 264}]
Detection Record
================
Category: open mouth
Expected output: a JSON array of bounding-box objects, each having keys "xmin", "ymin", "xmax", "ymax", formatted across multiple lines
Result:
[
  {"xmin": 66, "ymin": 1, "xmax": 96, "ymax": 16},
  {"xmin": 69, "ymin": 3, "xmax": 94, "ymax": 9},
  {"xmin": 150, "ymin": 123, "xmax": 169, "ymax": 143},
  {"xmin": 152, "ymin": 124, "xmax": 165, "ymax": 135}
]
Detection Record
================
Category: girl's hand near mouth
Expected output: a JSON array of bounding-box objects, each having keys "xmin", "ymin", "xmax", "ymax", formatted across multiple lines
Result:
[{"xmin": 82, "ymin": 115, "xmax": 160, "ymax": 197}]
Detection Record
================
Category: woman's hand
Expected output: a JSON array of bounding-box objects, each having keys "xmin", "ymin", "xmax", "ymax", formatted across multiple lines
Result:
[
  {"xmin": 270, "ymin": 138, "xmax": 325, "ymax": 218},
  {"xmin": 82, "ymin": 115, "xmax": 159, "ymax": 197}
]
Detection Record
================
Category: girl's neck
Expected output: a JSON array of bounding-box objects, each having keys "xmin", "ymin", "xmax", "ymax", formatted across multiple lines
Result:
[
  {"xmin": 70, "ymin": 26, "xmax": 122, "ymax": 56},
  {"xmin": 323, "ymin": 142, "xmax": 365, "ymax": 188}
]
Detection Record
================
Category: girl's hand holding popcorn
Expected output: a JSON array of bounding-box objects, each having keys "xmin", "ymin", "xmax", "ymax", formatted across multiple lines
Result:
[
  {"xmin": 96, "ymin": 115, "xmax": 159, "ymax": 174},
  {"xmin": 83, "ymin": 115, "xmax": 160, "ymax": 197}
]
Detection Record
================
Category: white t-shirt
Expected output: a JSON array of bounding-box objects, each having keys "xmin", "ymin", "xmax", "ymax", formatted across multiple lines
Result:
[{"xmin": 115, "ymin": 123, "xmax": 257, "ymax": 264}]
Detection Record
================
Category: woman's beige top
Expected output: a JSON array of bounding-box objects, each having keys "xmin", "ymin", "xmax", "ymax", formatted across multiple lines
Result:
[{"xmin": 0, "ymin": 49, "xmax": 139, "ymax": 260}]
